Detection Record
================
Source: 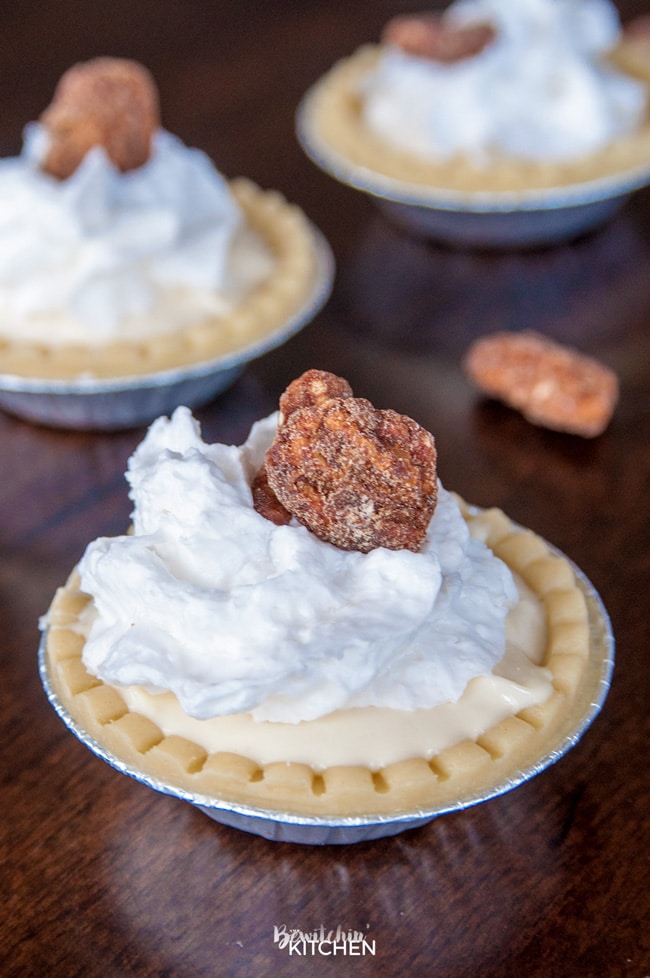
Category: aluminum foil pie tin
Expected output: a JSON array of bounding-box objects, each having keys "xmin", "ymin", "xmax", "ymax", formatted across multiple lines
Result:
[
  {"xmin": 39, "ymin": 559, "xmax": 614, "ymax": 845},
  {"xmin": 0, "ymin": 230, "xmax": 334, "ymax": 430},
  {"xmin": 296, "ymin": 88, "xmax": 650, "ymax": 248}
]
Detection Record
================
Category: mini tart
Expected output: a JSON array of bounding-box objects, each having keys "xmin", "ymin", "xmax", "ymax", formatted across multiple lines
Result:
[
  {"xmin": 42, "ymin": 500, "xmax": 605, "ymax": 819},
  {"xmin": 0, "ymin": 179, "xmax": 319, "ymax": 381},
  {"xmin": 302, "ymin": 44, "xmax": 650, "ymax": 194}
]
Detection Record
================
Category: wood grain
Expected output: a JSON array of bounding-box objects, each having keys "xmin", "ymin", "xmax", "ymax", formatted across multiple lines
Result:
[{"xmin": 1, "ymin": 2, "xmax": 649, "ymax": 975}]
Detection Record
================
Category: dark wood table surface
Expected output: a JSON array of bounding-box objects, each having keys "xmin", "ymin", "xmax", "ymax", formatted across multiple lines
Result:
[{"xmin": 1, "ymin": 2, "xmax": 649, "ymax": 976}]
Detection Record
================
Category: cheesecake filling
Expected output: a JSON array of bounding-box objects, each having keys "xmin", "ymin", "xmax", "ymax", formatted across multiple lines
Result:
[{"xmin": 116, "ymin": 574, "xmax": 551, "ymax": 770}]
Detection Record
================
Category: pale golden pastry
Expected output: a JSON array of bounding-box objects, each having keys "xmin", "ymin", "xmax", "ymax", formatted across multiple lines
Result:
[
  {"xmin": 0, "ymin": 59, "xmax": 324, "ymax": 385},
  {"xmin": 42, "ymin": 499, "xmax": 603, "ymax": 818},
  {"xmin": 0, "ymin": 179, "xmax": 320, "ymax": 382},
  {"xmin": 304, "ymin": 43, "xmax": 650, "ymax": 195},
  {"xmin": 610, "ymin": 17, "xmax": 650, "ymax": 85}
]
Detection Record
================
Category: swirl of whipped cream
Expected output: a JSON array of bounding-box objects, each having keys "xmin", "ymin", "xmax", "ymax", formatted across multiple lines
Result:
[
  {"xmin": 361, "ymin": 0, "xmax": 648, "ymax": 165},
  {"xmin": 0, "ymin": 127, "xmax": 272, "ymax": 342},
  {"xmin": 78, "ymin": 407, "xmax": 518, "ymax": 723}
]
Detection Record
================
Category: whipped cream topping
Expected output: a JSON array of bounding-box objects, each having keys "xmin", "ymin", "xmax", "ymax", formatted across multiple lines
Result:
[
  {"xmin": 78, "ymin": 406, "xmax": 518, "ymax": 724},
  {"xmin": 117, "ymin": 580, "xmax": 550, "ymax": 769},
  {"xmin": 0, "ymin": 127, "xmax": 273, "ymax": 344},
  {"xmin": 361, "ymin": 0, "xmax": 648, "ymax": 165}
]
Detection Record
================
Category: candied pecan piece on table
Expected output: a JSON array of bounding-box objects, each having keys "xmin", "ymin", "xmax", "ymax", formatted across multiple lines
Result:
[
  {"xmin": 381, "ymin": 13, "xmax": 496, "ymax": 62},
  {"xmin": 463, "ymin": 331, "xmax": 618, "ymax": 437},
  {"xmin": 265, "ymin": 394, "xmax": 438, "ymax": 553},
  {"xmin": 40, "ymin": 57, "xmax": 160, "ymax": 179}
]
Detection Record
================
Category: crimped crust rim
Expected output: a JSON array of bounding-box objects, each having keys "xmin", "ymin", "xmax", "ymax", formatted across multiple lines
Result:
[
  {"xmin": 0, "ymin": 179, "xmax": 320, "ymax": 381},
  {"xmin": 300, "ymin": 44, "xmax": 650, "ymax": 197},
  {"xmin": 41, "ymin": 500, "xmax": 610, "ymax": 819}
]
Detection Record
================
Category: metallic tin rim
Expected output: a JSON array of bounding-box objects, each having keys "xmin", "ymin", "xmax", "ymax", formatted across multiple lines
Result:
[
  {"xmin": 296, "ymin": 84, "xmax": 650, "ymax": 214},
  {"xmin": 38, "ymin": 542, "xmax": 614, "ymax": 842},
  {"xmin": 0, "ymin": 226, "xmax": 334, "ymax": 395}
]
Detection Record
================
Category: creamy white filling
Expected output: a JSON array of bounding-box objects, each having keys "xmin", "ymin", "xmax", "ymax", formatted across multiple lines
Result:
[
  {"xmin": 0, "ymin": 127, "xmax": 273, "ymax": 343},
  {"xmin": 78, "ymin": 407, "xmax": 520, "ymax": 724},
  {"xmin": 116, "ymin": 575, "xmax": 551, "ymax": 770},
  {"xmin": 361, "ymin": 0, "xmax": 648, "ymax": 165}
]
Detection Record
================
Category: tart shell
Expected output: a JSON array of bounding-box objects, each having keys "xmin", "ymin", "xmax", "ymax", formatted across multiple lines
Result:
[
  {"xmin": 0, "ymin": 179, "xmax": 325, "ymax": 382},
  {"xmin": 301, "ymin": 45, "xmax": 650, "ymax": 195},
  {"xmin": 296, "ymin": 45, "xmax": 650, "ymax": 246},
  {"xmin": 39, "ymin": 500, "xmax": 614, "ymax": 843},
  {"xmin": 0, "ymin": 181, "xmax": 334, "ymax": 428}
]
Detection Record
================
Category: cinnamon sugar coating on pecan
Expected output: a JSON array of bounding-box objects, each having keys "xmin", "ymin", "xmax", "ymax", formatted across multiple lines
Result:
[
  {"xmin": 40, "ymin": 57, "xmax": 160, "ymax": 180},
  {"xmin": 264, "ymin": 393, "xmax": 438, "ymax": 553},
  {"xmin": 251, "ymin": 466, "xmax": 292, "ymax": 527},
  {"xmin": 463, "ymin": 331, "xmax": 618, "ymax": 438},
  {"xmin": 252, "ymin": 370, "xmax": 354, "ymax": 525},
  {"xmin": 382, "ymin": 13, "xmax": 496, "ymax": 63},
  {"xmin": 279, "ymin": 368, "xmax": 353, "ymax": 421}
]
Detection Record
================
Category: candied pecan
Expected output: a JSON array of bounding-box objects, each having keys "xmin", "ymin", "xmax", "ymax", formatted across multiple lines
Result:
[
  {"xmin": 251, "ymin": 466, "xmax": 292, "ymax": 527},
  {"xmin": 40, "ymin": 57, "xmax": 160, "ymax": 179},
  {"xmin": 279, "ymin": 368, "xmax": 353, "ymax": 421},
  {"xmin": 463, "ymin": 331, "xmax": 618, "ymax": 438},
  {"xmin": 265, "ymin": 395, "xmax": 437, "ymax": 553},
  {"xmin": 381, "ymin": 13, "xmax": 496, "ymax": 63},
  {"xmin": 252, "ymin": 370, "xmax": 354, "ymax": 525}
]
